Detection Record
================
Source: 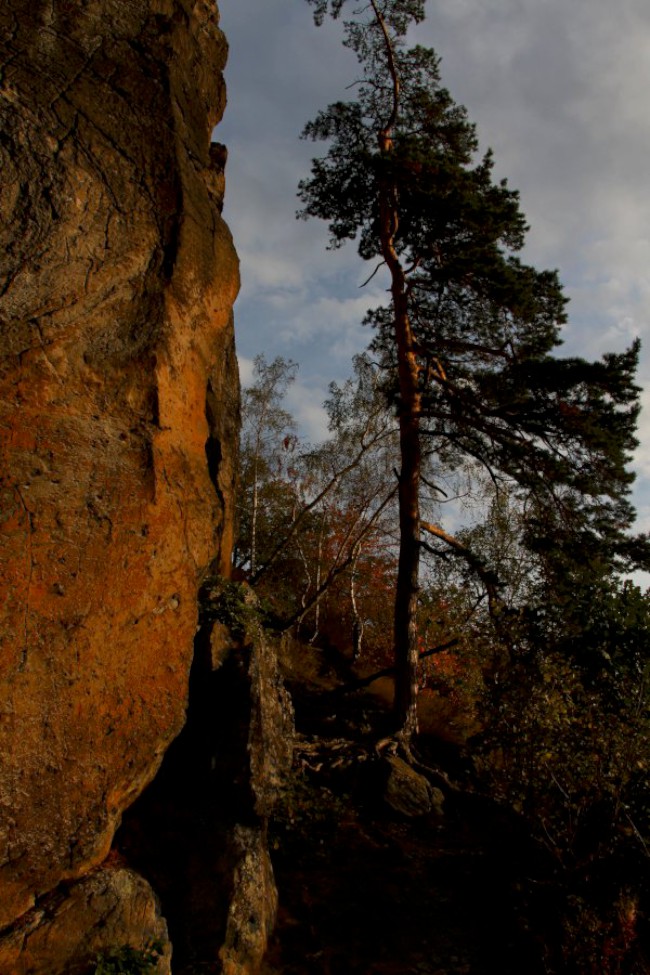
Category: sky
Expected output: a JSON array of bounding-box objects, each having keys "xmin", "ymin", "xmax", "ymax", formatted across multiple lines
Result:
[{"xmin": 217, "ymin": 0, "xmax": 650, "ymax": 537}]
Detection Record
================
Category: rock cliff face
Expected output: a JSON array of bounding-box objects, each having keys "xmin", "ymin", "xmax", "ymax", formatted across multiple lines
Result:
[
  {"xmin": 0, "ymin": 0, "xmax": 239, "ymax": 951},
  {"xmin": 117, "ymin": 587, "xmax": 295, "ymax": 975}
]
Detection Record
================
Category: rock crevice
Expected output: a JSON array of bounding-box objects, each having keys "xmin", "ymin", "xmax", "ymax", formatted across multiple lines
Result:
[{"xmin": 117, "ymin": 584, "xmax": 295, "ymax": 975}]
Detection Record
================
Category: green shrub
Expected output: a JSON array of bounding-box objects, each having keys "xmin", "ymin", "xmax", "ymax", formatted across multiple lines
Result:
[
  {"xmin": 93, "ymin": 941, "xmax": 163, "ymax": 975},
  {"xmin": 201, "ymin": 579, "xmax": 262, "ymax": 640}
]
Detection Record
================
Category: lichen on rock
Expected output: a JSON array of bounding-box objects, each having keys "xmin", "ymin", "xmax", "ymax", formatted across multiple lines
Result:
[
  {"xmin": 383, "ymin": 755, "xmax": 445, "ymax": 819},
  {"xmin": 0, "ymin": 0, "xmax": 239, "ymax": 953},
  {"xmin": 0, "ymin": 862, "xmax": 171, "ymax": 975}
]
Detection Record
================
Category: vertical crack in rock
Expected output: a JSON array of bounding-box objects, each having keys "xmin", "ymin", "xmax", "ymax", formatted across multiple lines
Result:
[{"xmin": 116, "ymin": 586, "xmax": 295, "ymax": 975}]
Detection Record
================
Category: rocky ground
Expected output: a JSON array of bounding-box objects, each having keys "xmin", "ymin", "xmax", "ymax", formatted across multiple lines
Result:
[{"xmin": 261, "ymin": 643, "xmax": 547, "ymax": 975}]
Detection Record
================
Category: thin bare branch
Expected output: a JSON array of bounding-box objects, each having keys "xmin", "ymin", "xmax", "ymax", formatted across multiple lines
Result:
[{"xmin": 359, "ymin": 260, "xmax": 386, "ymax": 288}]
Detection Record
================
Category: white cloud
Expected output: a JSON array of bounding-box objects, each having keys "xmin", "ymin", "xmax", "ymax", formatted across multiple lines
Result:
[
  {"xmin": 285, "ymin": 381, "xmax": 330, "ymax": 444},
  {"xmin": 237, "ymin": 352, "xmax": 329, "ymax": 443},
  {"xmin": 237, "ymin": 354, "xmax": 254, "ymax": 388},
  {"xmin": 220, "ymin": 0, "xmax": 650, "ymax": 531}
]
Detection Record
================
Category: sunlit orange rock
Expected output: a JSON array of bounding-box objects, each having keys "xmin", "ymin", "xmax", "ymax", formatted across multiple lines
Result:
[{"xmin": 0, "ymin": 0, "xmax": 239, "ymax": 931}]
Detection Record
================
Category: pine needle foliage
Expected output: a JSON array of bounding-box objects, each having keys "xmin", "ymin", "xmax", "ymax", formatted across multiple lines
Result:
[{"xmin": 299, "ymin": 0, "xmax": 649, "ymax": 615}]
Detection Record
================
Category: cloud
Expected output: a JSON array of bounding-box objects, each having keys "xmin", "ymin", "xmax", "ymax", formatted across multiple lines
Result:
[
  {"xmin": 237, "ymin": 351, "xmax": 329, "ymax": 445},
  {"xmin": 237, "ymin": 354, "xmax": 254, "ymax": 388},
  {"xmin": 285, "ymin": 380, "xmax": 330, "ymax": 444},
  {"xmin": 219, "ymin": 0, "xmax": 650, "ymax": 530}
]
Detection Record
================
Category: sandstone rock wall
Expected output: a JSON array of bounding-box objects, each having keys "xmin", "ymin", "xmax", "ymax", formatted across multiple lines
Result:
[
  {"xmin": 116, "ymin": 583, "xmax": 295, "ymax": 975},
  {"xmin": 0, "ymin": 0, "xmax": 239, "ymax": 936}
]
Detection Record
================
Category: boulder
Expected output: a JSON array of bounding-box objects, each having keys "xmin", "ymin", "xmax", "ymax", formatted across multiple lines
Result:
[
  {"xmin": 0, "ymin": 862, "xmax": 171, "ymax": 975},
  {"xmin": 383, "ymin": 755, "xmax": 445, "ymax": 819}
]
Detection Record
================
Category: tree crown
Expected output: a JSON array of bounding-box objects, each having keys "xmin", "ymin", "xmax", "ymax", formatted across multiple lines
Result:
[{"xmin": 299, "ymin": 0, "xmax": 649, "ymax": 580}]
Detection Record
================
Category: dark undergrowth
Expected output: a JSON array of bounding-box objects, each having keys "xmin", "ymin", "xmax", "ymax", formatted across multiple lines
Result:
[{"xmin": 262, "ymin": 643, "xmax": 547, "ymax": 975}]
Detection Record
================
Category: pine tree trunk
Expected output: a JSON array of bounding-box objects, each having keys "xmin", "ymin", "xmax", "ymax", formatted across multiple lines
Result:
[
  {"xmin": 378, "ymin": 162, "xmax": 422, "ymax": 739},
  {"xmin": 393, "ymin": 404, "xmax": 422, "ymax": 740},
  {"xmin": 369, "ymin": 3, "xmax": 423, "ymax": 741},
  {"xmin": 378, "ymin": 153, "xmax": 422, "ymax": 741}
]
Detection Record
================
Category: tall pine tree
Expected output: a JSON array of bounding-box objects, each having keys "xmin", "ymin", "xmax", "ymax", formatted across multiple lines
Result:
[{"xmin": 299, "ymin": 0, "xmax": 648, "ymax": 740}]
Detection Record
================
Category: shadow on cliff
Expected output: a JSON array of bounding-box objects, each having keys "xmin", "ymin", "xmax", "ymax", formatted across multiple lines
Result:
[
  {"xmin": 116, "ymin": 630, "xmax": 570, "ymax": 975},
  {"xmin": 256, "ymin": 639, "xmax": 549, "ymax": 975},
  {"xmin": 116, "ymin": 612, "xmax": 256, "ymax": 974}
]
